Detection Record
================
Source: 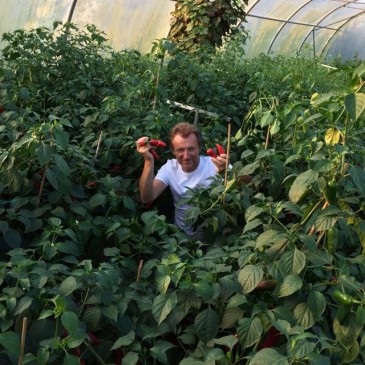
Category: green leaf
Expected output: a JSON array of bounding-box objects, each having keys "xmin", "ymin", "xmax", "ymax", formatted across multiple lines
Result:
[
  {"xmin": 349, "ymin": 165, "xmax": 365, "ymax": 196},
  {"xmin": 61, "ymin": 311, "xmax": 78, "ymax": 337},
  {"xmin": 307, "ymin": 291, "xmax": 326, "ymax": 319},
  {"xmin": 88, "ymin": 193, "xmax": 106, "ymax": 209},
  {"xmin": 156, "ymin": 274, "xmax": 171, "ymax": 295},
  {"xmin": 121, "ymin": 351, "xmax": 139, "ymax": 365},
  {"xmin": 280, "ymin": 248, "xmax": 306, "ymax": 275},
  {"xmin": 250, "ymin": 348, "xmax": 289, "ymax": 365},
  {"xmin": 54, "ymin": 126, "xmax": 69, "ymax": 149},
  {"xmin": 245, "ymin": 205, "xmax": 264, "ymax": 222},
  {"xmin": 83, "ymin": 306, "xmax": 101, "ymax": 330},
  {"xmin": 13, "ymin": 296, "xmax": 32, "ymax": 315},
  {"xmin": 53, "ymin": 154, "xmax": 70, "ymax": 175},
  {"xmin": 111, "ymin": 331, "xmax": 135, "ymax": 350},
  {"xmin": 152, "ymin": 292, "xmax": 178, "ymax": 325},
  {"xmin": 194, "ymin": 307, "xmax": 220, "ymax": 344},
  {"xmin": 46, "ymin": 167, "xmax": 59, "ymax": 190},
  {"xmin": 278, "ymin": 273, "xmax": 302, "ymax": 297},
  {"xmin": 237, "ymin": 316, "xmax": 263, "ymax": 348},
  {"xmin": 0, "ymin": 331, "xmax": 20, "ymax": 355},
  {"xmin": 214, "ymin": 335, "xmax": 238, "ymax": 351},
  {"xmin": 4, "ymin": 228, "xmax": 21, "ymax": 248},
  {"xmin": 344, "ymin": 92, "xmax": 365, "ymax": 121},
  {"xmin": 289, "ymin": 169, "xmax": 318, "ymax": 203},
  {"xmin": 63, "ymin": 354, "xmax": 80, "ymax": 365},
  {"xmin": 150, "ymin": 340, "xmax": 176, "ymax": 364},
  {"xmin": 59, "ymin": 276, "xmax": 78, "ymax": 296},
  {"xmin": 333, "ymin": 312, "xmax": 361, "ymax": 349},
  {"xmin": 194, "ymin": 280, "xmax": 214, "ymax": 301},
  {"xmin": 238, "ymin": 264, "xmax": 264, "ymax": 294},
  {"xmin": 36, "ymin": 142, "xmax": 54, "ymax": 166},
  {"xmin": 103, "ymin": 305, "xmax": 118, "ymax": 323}
]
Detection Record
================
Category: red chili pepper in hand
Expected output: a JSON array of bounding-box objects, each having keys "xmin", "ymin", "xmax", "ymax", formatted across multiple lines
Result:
[
  {"xmin": 207, "ymin": 148, "xmax": 217, "ymax": 158},
  {"xmin": 150, "ymin": 149, "xmax": 160, "ymax": 160},
  {"xmin": 138, "ymin": 138, "xmax": 166, "ymax": 160},
  {"xmin": 216, "ymin": 143, "xmax": 226, "ymax": 155},
  {"xmin": 149, "ymin": 139, "xmax": 166, "ymax": 147}
]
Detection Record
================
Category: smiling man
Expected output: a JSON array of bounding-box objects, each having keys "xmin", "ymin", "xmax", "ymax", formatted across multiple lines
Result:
[{"xmin": 136, "ymin": 122, "xmax": 227, "ymax": 236}]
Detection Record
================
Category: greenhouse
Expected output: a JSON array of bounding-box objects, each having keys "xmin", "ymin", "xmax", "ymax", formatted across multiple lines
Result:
[{"xmin": 1, "ymin": 1, "xmax": 365, "ymax": 365}]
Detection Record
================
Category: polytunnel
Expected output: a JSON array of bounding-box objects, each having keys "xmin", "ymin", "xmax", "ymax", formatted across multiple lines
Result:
[{"xmin": 0, "ymin": 0, "xmax": 365, "ymax": 60}]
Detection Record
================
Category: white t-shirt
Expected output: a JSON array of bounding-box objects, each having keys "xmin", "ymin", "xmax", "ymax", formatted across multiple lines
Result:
[{"xmin": 155, "ymin": 156, "xmax": 217, "ymax": 235}]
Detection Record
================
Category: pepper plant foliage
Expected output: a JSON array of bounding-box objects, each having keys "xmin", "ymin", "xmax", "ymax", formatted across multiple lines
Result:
[
  {"xmin": 169, "ymin": 0, "xmax": 248, "ymax": 54},
  {"xmin": 1, "ymin": 22, "xmax": 365, "ymax": 365}
]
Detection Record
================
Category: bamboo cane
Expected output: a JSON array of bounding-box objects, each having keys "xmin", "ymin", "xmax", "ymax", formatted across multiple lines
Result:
[
  {"xmin": 18, "ymin": 317, "xmax": 27, "ymax": 365},
  {"xmin": 95, "ymin": 130, "xmax": 103, "ymax": 158}
]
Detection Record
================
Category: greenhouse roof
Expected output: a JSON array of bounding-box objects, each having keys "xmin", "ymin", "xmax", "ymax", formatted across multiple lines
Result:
[
  {"xmin": 0, "ymin": 0, "xmax": 364, "ymax": 60},
  {"xmin": 244, "ymin": 0, "xmax": 365, "ymax": 59}
]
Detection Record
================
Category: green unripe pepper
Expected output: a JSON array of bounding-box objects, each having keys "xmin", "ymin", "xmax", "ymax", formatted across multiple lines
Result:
[
  {"xmin": 326, "ymin": 226, "xmax": 338, "ymax": 255},
  {"xmin": 333, "ymin": 289, "xmax": 361, "ymax": 305}
]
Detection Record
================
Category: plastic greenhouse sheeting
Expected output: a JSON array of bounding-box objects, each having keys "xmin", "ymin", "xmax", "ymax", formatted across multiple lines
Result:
[
  {"xmin": 0, "ymin": 0, "xmax": 364, "ymax": 60},
  {"xmin": 0, "ymin": 0, "xmax": 174, "ymax": 54},
  {"xmin": 244, "ymin": 0, "xmax": 365, "ymax": 60}
]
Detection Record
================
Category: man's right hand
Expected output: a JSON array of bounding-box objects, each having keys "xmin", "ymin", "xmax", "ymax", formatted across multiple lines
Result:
[{"xmin": 136, "ymin": 137, "xmax": 154, "ymax": 161}]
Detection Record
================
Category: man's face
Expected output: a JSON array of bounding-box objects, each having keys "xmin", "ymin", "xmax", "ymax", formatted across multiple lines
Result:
[{"xmin": 172, "ymin": 133, "xmax": 200, "ymax": 172}]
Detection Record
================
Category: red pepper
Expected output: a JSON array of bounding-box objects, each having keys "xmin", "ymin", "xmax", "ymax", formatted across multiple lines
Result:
[
  {"xmin": 88, "ymin": 332, "xmax": 101, "ymax": 345},
  {"xmin": 114, "ymin": 348, "xmax": 123, "ymax": 365},
  {"xmin": 138, "ymin": 138, "xmax": 166, "ymax": 160},
  {"xmin": 0, "ymin": 105, "xmax": 4, "ymax": 113},
  {"xmin": 216, "ymin": 143, "xmax": 226, "ymax": 155},
  {"xmin": 260, "ymin": 327, "xmax": 281, "ymax": 349},
  {"xmin": 149, "ymin": 139, "xmax": 166, "ymax": 147},
  {"xmin": 207, "ymin": 148, "xmax": 217, "ymax": 158}
]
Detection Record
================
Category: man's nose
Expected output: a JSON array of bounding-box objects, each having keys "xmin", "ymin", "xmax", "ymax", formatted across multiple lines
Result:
[{"xmin": 183, "ymin": 150, "xmax": 190, "ymax": 159}]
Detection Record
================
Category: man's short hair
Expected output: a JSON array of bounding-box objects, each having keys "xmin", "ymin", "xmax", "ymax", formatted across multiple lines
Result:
[{"xmin": 170, "ymin": 122, "xmax": 203, "ymax": 149}]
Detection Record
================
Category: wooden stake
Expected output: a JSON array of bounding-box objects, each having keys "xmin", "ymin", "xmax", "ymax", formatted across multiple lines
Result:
[
  {"xmin": 37, "ymin": 167, "xmax": 47, "ymax": 207},
  {"xmin": 95, "ymin": 131, "xmax": 103, "ymax": 158},
  {"xmin": 265, "ymin": 124, "xmax": 271, "ymax": 150},
  {"xmin": 18, "ymin": 317, "xmax": 27, "ymax": 365},
  {"xmin": 136, "ymin": 260, "xmax": 144, "ymax": 282}
]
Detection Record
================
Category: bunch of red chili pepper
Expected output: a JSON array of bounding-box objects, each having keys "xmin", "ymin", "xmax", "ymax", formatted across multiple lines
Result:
[
  {"xmin": 207, "ymin": 143, "xmax": 226, "ymax": 158},
  {"xmin": 138, "ymin": 138, "xmax": 166, "ymax": 160}
]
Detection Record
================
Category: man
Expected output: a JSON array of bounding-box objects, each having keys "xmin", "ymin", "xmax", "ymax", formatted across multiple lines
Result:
[{"xmin": 136, "ymin": 122, "xmax": 227, "ymax": 236}]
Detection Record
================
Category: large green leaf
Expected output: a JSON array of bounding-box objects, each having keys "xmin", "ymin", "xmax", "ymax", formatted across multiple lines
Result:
[
  {"xmin": 150, "ymin": 340, "xmax": 176, "ymax": 364},
  {"xmin": 221, "ymin": 307, "xmax": 244, "ymax": 329},
  {"xmin": 344, "ymin": 92, "xmax": 365, "ymax": 121},
  {"xmin": 63, "ymin": 354, "xmax": 80, "ymax": 365},
  {"xmin": 293, "ymin": 292, "xmax": 325, "ymax": 330},
  {"xmin": 61, "ymin": 311, "xmax": 78, "ymax": 337},
  {"xmin": 280, "ymin": 248, "xmax": 306, "ymax": 275},
  {"xmin": 36, "ymin": 142, "xmax": 54, "ymax": 166},
  {"xmin": 122, "ymin": 351, "xmax": 139, "ymax": 365},
  {"xmin": 13, "ymin": 295, "xmax": 32, "ymax": 315},
  {"xmin": 214, "ymin": 335, "xmax": 238, "ymax": 351},
  {"xmin": 349, "ymin": 165, "xmax": 365, "ymax": 196},
  {"xmin": 250, "ymin": 348, "xmax": 289, "ymax": 365},
  {"xmin": 194, "ymin": 307, "xmax": 220, "ymax": 344},
  {"xmin": 289, "ymin": 169, "xmax": 319, "ymax": 203},
  {"xmin": 333, "ymin": 312, "xmax": 361, "ymax": 349},
  {"xmin": 111, "ymin": 331, "xmax": 135, "ymax": 350},
  {"xmin": 152, "ymin": 292, "xmax": 178, "ymax": 325},
  {"xmin": 237, "ymin": 316, "xmax": 263, "ymax": 348},
  {"xmin": 88, "ymin": 193, "xmax": 107, "ymax": 209},
  {"xmin": 0, "ymin": 331, "xmax": 20, "ymax": 356},
  {"xmin": 59, "ymin": 276, "xmax": 78, "ymax": 296},
  {"xmin": 278, "ymin": 273, "xmax": 302, "ymax": 297},
  {"xmin": 238, "ymin": 264, "xmax": 264, "ymax": 294}
]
